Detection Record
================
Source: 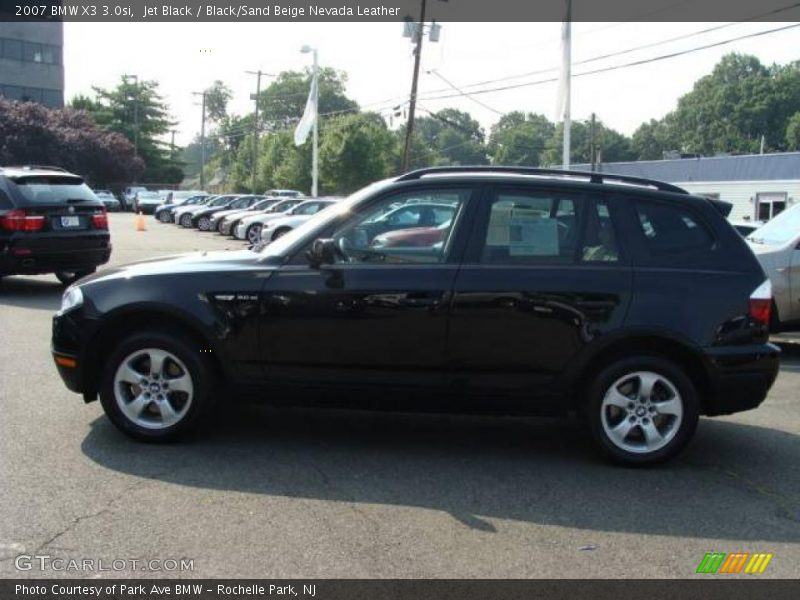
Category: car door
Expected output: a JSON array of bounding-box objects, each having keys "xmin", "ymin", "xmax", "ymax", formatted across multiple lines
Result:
[
  {"xmin": 258, "ymin": 185, "xmax": 476, "ymax": 392},
  {"xmin": 446, "ymin": 184, "xmax": 633, "ymax": 402}
]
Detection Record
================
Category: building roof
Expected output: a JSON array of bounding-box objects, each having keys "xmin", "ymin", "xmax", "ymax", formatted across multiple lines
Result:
[{"xmin": 573, "ymin": 152, "xmax": 800, "ymax": 183}]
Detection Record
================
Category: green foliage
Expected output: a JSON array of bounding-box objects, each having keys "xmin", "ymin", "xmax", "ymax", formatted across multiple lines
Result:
[
  {"xmin": 543, "ymin": 119, "xmax": 635, "ymax": 165},
  {"xmin": 487, "ymin": 112, "xmax": 555, "ymax": 166},
  {"xmin": 787, "ymin": 112, "xmax": 800, "ymax": 150},
  {"xmin": 320, "ymin": 112, "xmax": 397, "ymax": 194},
  {"xmin": 73, "ymin": 76, "xmax": 182, "ymax": 183},
  {"xmin": 204, "ymin": 80, "xmax": 232, "ymax": 124},
  {"xmin": 411, "ymin": 108, "xmax": 488, "ymax": 166}
]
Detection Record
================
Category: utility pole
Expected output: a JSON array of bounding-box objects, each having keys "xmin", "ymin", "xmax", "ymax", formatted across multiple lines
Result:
[
  {"xmin": 170, "ymin": 129, "xmax": 177, "ymax": 156},
  {"xmin": 124, "ymin": 74, "xmax": 140, "ymax": 158},
  {"xmin": 192, "ymin": 91, "xmax": 207, "ymax": 190},
  {"xmin": 590, "ymin": 113, "xmax": 597, "ymax": 171},
  {"xmin": 561, "ymin": 0, "xmax": 572, "ymax": 170},
  {"xmin": 247, "ymin": 69, "xmax": 272, "ymax": 194},
  {"xmin": 401, "ymin": 0, "xmax": 427, "ymax": 173},
  {"xmin": 311, "ymin": 50, "xmax": 319, "ymax": 197}
]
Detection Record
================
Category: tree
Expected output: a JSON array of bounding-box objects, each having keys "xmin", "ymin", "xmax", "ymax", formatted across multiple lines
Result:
[
  {"xmin": 0, "ymin": 98, "xmax": 144, "ymax": 185},
  {"xmin": 320, "ymin": 112, "xmax": 397, "ymax": 194},
  {"xmin": 411, "ymin": 108, "xmax": 488, "ymax": 166},
  {"xmin": 258, "ymin": 68, "xmax": 358, "ymax": 130},
  {"xmin": 204, "ymin": 80, "xmax": 232, "ymax": 124},
  {"xmin": 487, "ymin": 112, "xmax": 555, "ymax": 166},
  {"xmin": 787, "ymin": 111, "xmax": 800, "ymax": 151},
  {"xmin": 74, "ymin": 76, "xmax": 181, "ymax": 183},
  {"xmin": 543, "ymin": 119, "xmax": 635, "ymax": 165}
]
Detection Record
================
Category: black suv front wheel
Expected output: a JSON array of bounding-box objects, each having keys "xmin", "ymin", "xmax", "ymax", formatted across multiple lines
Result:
[
  {"xmin": 585, "ymin": 356, "xmax": 699, "ymax": 466},
  {"xmin": 99, "ymin": 330, "xmax": 217, "ymax": 441}
]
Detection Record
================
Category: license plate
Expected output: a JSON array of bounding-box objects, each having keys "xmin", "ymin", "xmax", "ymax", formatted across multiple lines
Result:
[{"xmin": 60, "ymin": 216, "xmax": 80, "ymax": 228}]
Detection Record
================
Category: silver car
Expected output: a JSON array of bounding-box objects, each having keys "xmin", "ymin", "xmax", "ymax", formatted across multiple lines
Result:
[{"xmin": 747, "ymin": 204, "xmax": 800, "ymax": 330}]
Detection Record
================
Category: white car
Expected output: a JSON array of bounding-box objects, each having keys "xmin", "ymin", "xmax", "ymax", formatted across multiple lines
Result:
[
  {"xmin": 747, "ymin": 204, "xmax": 800, "ymax": 331},
  {"xmin": 259, "ymin": 198, "xmax": 340, "ymax": 243},
  {"xmin": 174, "ymin": 195, "xmax": 238, "ymax": 228},
  {"xmin": 234, "ymin": 198, "xmax": 306, "ymax": 243}
]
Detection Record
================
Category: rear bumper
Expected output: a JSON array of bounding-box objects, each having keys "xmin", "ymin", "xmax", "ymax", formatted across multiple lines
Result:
[
  {"xmin": 1, "ymin": 234, "xmax": 111, "ymax": 275},
  {"xmin": 702, "ymin": 343, "xmax": 781, "ymax": 416}
]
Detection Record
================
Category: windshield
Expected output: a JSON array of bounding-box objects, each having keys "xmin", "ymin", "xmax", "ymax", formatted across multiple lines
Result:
[
  {"xmin": 252, "ymin": 199, "xmax": 276, "ymax": 210},
  {"xmin": 747, "ymin": 205, "xmax": 800, "ymax": 246},
  {"xmin": 209, "ymin": 196, "xmax": 231, "ymax": 207},
  {"xmin": 9, "ymin": 176, "xmax": 99, "ymax": 204},
  {"xmin": 138, "ymin": 192, "xmax": 159, "ymax": 199},
  {"xmin": 259, "ymin": 179, "xmax": 394, "ymax": 260}
]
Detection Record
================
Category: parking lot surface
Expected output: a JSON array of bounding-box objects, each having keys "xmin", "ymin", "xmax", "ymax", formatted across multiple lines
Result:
[{"xmin": 1, "ymin": 213, "xmax": 798, "ymax": 578}]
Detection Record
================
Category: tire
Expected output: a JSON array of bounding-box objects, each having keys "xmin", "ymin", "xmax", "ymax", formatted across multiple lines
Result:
[
  {"xmin": 179, "ymin": 213, "xmax": 193, "ymax": 228},
  {"xmin": 99, "ymin": 330, "xmax": 217, "ymax": 442},
  {"xmin": 584, "ymin": 356, "xmax": 699, "ymax": 466},
  {"xmin": 271, "ymin": 227, "xmax": 291, "ymax": 241},
  {"xmin": 157, "ymin": 210, "xmax": 172, "ymax": 223},
  {"xmin": 217, "ymin": 219, "xmax": 226, "ymax": 233},
  {"xmin": 55, "ymin": 268, "xmax": 95, "ymax": 286},
  {"xmin": 197, "ymin": 216, "xmax": 212, "ymax": 231},
  {"xmin": 246, "ymin": 223, "xmax": 263, "ymax": 245}
]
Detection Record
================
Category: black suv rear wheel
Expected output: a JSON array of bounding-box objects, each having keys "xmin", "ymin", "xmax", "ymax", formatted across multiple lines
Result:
[{"xmin": 585, "ymin": 356, "xmax": 699, "ymax": 466}]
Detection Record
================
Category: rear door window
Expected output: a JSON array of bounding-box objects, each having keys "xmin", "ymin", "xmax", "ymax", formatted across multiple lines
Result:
[{"xmin": 634, "ymin": 200, "xmax": 714, "ymax": 257}]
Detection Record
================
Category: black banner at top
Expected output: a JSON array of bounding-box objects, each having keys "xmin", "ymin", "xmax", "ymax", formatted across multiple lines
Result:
[{"xmin": 3, "ymin": 0, "xmax": 800, "ymax": 22}]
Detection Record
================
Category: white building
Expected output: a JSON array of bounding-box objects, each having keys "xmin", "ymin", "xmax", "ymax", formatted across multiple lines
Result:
[{"xmin": 574, "ymin": 152, "xmax": 800, "ymax": 222}]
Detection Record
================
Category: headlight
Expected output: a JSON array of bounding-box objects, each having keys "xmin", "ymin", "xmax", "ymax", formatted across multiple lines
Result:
[{"xmin": 58, "ymin": 286, "xmax": 83, "ymax": 315}]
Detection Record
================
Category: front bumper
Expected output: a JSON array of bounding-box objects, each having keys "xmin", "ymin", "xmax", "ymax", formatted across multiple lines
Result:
[
  {"xmin": 52, "ymin": 307, "xmax": 97, "ymax": 399},
  {"xmin": 702, "ymin": 343, "xmax": 781, "ymax": 416},
  {"xmin": 234, "ymin": 222, "xmax": 248, "ymax": 240}
]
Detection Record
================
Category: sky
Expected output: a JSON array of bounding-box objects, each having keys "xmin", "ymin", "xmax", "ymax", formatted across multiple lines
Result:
[{"xmin": 63, "ymin": 21, "xmax": 800, "ymax": 146}]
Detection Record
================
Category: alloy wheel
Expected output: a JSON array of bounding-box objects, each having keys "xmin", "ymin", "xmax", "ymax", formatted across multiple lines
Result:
[
  {"xmin": 600, "ymin": 370, "xmax": 683, "ymax": 454},
  {"xmin": 247, "ymin": 224, "xmax": 262, "ymax": 245},
  {"xmin": 157, "ymin": 211, "xmax": 171, "ymax": 223},
  {"xmin": 113, "ymin": 348, "xmax": 194, "ymax": 429},
  {"xmin": 198, "ymin": 217, "xmax": 211, "ymax": 231},
  {"xmin": 179, "ymin": 214, "xmax": 192, "ymax": 227}
]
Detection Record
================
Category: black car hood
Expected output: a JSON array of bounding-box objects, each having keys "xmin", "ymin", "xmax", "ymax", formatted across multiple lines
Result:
[{"xmin": 78, "ymin": 250, "xmax": 275, "ymax": 285}]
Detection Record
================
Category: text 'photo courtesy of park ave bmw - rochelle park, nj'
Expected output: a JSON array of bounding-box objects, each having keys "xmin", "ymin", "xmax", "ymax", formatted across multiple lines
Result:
[{"xmin": 1, "ymin": 0, "xmax": 800, "ymax": 597}]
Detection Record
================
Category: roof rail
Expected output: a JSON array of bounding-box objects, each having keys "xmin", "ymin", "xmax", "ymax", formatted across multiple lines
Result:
[
  {"xmin": 396, "ymin": 166, "xmax": 688, "ymax": 194},
  {"xmin": 2, "ymin": 165, "xmax": 70, "ymax": 173}
]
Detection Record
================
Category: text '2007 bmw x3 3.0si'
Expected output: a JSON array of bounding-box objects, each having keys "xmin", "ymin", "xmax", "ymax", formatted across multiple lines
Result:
[{"xmin": 51, "ymin": 166, "xmax": 780, "ymax": 465}]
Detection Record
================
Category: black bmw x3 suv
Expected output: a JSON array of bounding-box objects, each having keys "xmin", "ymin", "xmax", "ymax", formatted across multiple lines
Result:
[
  {"xmin": 52, "ymin": 166, "xmax": 780, "ymax": 465},
  {"xmin": 1, "ymin": 166, "xmax": 111, "ymax": 285}
]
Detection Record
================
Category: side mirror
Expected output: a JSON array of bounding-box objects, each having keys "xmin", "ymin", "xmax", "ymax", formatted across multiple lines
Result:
[{"xmin": 307, "ymin": 238, "xmax": 338, "ymax": 268}]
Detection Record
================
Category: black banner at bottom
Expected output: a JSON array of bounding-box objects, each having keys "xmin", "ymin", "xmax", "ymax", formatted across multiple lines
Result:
[{"xmin": 3, "ymin": 580, "xmax": 800, "ymax": 600}]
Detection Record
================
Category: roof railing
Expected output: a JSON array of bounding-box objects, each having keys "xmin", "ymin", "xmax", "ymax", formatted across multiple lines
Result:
[
  {"xmin": 1, "ymin": 165, "xmax": 70, "ymax": 173},
  {"xmin": 396, "ymin": 166, "xmax": 688, "ymax": 194}
]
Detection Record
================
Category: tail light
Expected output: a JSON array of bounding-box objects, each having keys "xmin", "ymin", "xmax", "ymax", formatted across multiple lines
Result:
[
  {"xmin": 92, "ymin": 208, "xmax": 108, "ymax": 229},
  {"xmin": 749, "ymin": 279, "xmax": 772, "ymax": 325},
  {"xmin": 1, "ymin": 209, "xmax": 45, "ymax": 232}
]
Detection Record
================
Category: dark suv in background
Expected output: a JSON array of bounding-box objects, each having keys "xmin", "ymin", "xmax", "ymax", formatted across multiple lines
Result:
[
  {"xmin": 1, "ymin": 166, "xmax": 111, "ymax": 285},
  {"xmin": 51, "ymin": 167, "xmax": 779, "ymax": 465}
]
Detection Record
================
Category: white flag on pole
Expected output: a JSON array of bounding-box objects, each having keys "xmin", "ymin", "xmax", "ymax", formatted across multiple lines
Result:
[
  {"xmin": 554, "ymin": 19, "xmax": 571, "ymax": 122},
  {"xmin": 294, "ymin": 72, "xmax": 318, "ymax": 146}
]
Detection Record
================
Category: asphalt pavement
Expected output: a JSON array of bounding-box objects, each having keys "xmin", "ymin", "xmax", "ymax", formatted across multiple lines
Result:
[{"xmin": 0, "ymin": 212, "xmax": 798, "ymax": 579}]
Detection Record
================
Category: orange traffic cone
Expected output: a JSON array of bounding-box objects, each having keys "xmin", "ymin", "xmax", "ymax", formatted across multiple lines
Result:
[{"xmin": 135, "ymin": 211, "xmax": 146, "ymax": 232}]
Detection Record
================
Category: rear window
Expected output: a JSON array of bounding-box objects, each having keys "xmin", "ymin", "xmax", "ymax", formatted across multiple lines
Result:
[
  {"xmin": 7, "ymin": 176, "xmax": 98, "ymax": 205},
  {"xmin": 634, "ymin": 200, "xmax": 714, "ymax": 256}
]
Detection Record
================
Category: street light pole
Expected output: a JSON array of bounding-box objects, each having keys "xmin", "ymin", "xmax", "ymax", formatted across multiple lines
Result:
[
  {"xmin": 301, "ymin": 45, "xmax": 319, "ymax": 197},
  {"xmin": 246, "ymin": 69, "xmax": 268, "ymax": 194},
  {"xmin": 124, "ymin": 74, "xmax": 139, "ymax": 158}
]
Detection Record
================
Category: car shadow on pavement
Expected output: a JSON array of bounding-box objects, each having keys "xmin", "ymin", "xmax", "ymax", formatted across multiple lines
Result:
[
  {"xmin": 0, "ymin": 276, "xmax": 63, "ymax": 310},
  {"xmin": 81, "ymin": 404, "xmax": 800, "ymax": 542}
]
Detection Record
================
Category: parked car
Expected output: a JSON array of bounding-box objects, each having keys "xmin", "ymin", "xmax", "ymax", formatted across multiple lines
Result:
[
  {"xmin": 729, "ymin": 219, "xmax": 764, "ymax": 237},
  {"xmin": 93, "ymin": 190, "xmax": 121, "ymax": 211},
  {"xmin": 154, "ymin": 194, "xmax": 209, "ymax": 223},
  {"xmin": 181, "ymin": 195, "xmax": 251, "ymax": 230},
  {"xmin": 1, "ymin": 165, "xmax": 110, "ymax": 285},
  {"xmin": 133, "ymin": 190, "xmax": 163, "ymax": 214},
  {"xmin": 51, "ymin": 166, "xmax": 779, "ymax": 465},
  {"xmin": 123, "ymin": 186, "xmax": 147, "ymax": 211},
  {"xmin": 234, "ymin": 198, "xmax": 305, "ymax": 244},
  {"xmin": 258, "ymin": 198, "xmax": 339, "ymax": 243},
  {"xmin": 209, "ymin": 197, "xmax": 271, "ymax": 233},
  {"xmin": 371, "ymin": 219, "xmax": 451, "ymax": 248},
  {"xmin": 193, "ymin": 195, "xmax": 263, "ymax": 232},
  {"xmin": 264, "ymin": 189, "xmax": 304, "ymax": 198},
  {"xmin": 170, "ymin": 195, "xmax": 215, "ymax": 223},
  {"xmin": 174, "ymin": 196, "xmax": 236, "ymax": 228},
  {"xmin": 747, "ymin": 203, "xmax": 800, "ymax": 331}
]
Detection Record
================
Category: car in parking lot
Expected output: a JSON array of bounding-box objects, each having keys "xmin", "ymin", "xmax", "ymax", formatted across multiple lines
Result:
[
  {"xmin": 93, "ymin": 190, "xmax": 121, "ymax": 211},
  {"xmin": 265, "ymin": 189, "xmax": 304, "ymax": 198},
  {"xmin": 212, "ymin": 197, "xmax": 280, "ymax": 235},
  {"xmin": 233, "ymin": 198, "xmax": 306, "ymax": 244},
  {"xmin": 1, "ymin": 165, "xmax": 110, "ymax": 285},
  {"xmin": 192, "ymin": 195, "xmax": 264, "ymax": 231},
  {"xmin": 51, "ymin": 166, "xmax": 780, "ymax": 465},
  {"xmin": 174, "ymin": 195, "xmax": 237, "ymax": 228},
  {"xmin": 258, "ymin": 198, "xmax": 340, "ymax": 243},
  {"xmin": 123, "ymin": 186, "xmax": 147, "ymax": 211},
  {"xmin": 154, "ymin": 193, "xmax": 209, "ymax": 223},
  {"xmin": 133, "ymin": 190, "xmax": 163, "ymax": 214},
  {"xmin": 747, "ymin": 203, "xmax": 800, "ymax": 331}
]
